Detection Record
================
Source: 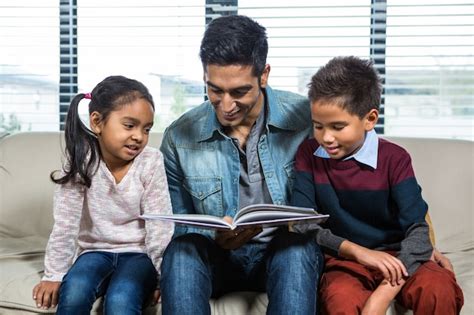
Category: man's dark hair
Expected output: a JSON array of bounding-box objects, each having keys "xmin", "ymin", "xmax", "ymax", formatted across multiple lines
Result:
[
  {"xmin": 308, "ymin": 56, "xmax": 382, "ymax": 118},
  {"xmin": 199, "ymin": 15, "xmax": 268, "ymax": 77}
]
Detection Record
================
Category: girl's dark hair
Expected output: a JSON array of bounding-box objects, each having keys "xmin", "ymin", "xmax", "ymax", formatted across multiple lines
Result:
[
  {"xmin": 199, "ymin": 15, "xmax": 268, "ymax": 77},
  {"xmin": 308, "ymin": 56, "xmax": 382, "ymax": 118},
  {"xmin": 51, "ymin": 75, "xmax": 154, "ymax": 187}
]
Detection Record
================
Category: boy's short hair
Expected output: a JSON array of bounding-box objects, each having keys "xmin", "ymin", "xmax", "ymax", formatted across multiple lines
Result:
[
  {"xmin": 308, "ymin": 56, "xmax": 382, "ymax": 118},
  {"xmin": 199, "ymin": 15, "xmax": 268, "ymax": 77}
]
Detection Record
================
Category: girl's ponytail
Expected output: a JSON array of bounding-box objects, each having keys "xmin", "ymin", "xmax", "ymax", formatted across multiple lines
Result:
[{"xmin": 51, "ymin": 93, "xmax": 99, "ymax": 187}]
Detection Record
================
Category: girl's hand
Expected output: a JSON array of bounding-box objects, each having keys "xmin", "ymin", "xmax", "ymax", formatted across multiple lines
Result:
[
  {"xmin": 340, "ymin": 241, "xmax": 408, "ymax": 285},
  {"xmin": 32, "ymin": 281, "xmax": 61, "ymax": 309},
  {"xmin": 215, "ymin": 216, "xmax": 262, "ymax": 250}
]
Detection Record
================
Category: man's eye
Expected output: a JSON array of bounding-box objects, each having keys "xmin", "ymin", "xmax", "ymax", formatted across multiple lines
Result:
[
  {"xmin": 333, "ymin": 125, "xmax": 345, "ymax": 130},
  {"xmin": 124, "ymin": 124, "xmax": 133, "ymax": 129},
  {"xmin": 313, "ymin": 125, "xmax": 322, "ymax": 130},
  {"xmin": 231, "ymin": 90, "xmax": 248, "ymax": 98},
  {"xmin": 209, "ymin": 88, "xmax": 222, "ymax": 94}
]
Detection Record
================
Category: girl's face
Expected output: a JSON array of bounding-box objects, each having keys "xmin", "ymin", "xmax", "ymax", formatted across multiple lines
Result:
[{"xmin": 91, "ymin": 98, "xmax": 154, "ymax": 169}]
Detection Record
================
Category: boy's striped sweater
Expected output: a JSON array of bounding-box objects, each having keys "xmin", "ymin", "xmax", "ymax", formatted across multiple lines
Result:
[{"xmin": 291, "ymin": 137, "xmax": 433, "ymax": 275}]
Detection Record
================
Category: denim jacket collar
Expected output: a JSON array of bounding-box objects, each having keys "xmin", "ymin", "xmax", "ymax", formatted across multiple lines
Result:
[{"xmin": 198, "ymin": 86, "xmax": 300, "ymax": 142}]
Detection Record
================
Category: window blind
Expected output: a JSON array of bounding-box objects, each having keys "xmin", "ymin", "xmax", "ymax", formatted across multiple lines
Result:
[
  {"xmin": 1, "ymin": 1, "xmax": 472, "ymax": 140},
  {"xmin": 0, "ymin": 0, "xmax": 60, "ymax": 133},
  {"xmin": 383, "ymin": 1, "xmax": 473, "ymax": 140},
  {"xmin": 77, "ymin": 0, "xmax": 207, "ymax": 131}
]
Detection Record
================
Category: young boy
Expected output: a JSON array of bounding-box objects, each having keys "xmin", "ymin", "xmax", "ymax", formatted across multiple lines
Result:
[{"xmin": 291, "ymin": 56, "xmax": 464, "ymax": 314}]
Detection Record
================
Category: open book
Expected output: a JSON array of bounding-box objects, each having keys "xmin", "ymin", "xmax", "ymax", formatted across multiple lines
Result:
[{"xmin": 141, "ymin": 203, "xmax": 329, "ymax": 230}]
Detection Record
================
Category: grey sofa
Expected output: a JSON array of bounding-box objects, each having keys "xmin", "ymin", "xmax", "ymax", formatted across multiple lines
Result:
[{"xmin": 0, "ymin": 132, "xmax": 472, "ymax": 314}]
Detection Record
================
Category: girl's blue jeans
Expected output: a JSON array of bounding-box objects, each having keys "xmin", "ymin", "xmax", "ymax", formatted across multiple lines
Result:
[
  {"xmin": 160, "ymin": 230, "xmax": 324, "ymax": 315},
  {"xmin": 56, "ymin": 251, "xmax": 157, "ymax": 315}
]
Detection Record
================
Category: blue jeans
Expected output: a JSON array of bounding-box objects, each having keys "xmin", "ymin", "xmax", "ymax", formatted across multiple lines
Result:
[
  {"xmin": 56, "ymin": 251, "xmax": 157, "ymax": 315},
  {"xmin": 160, "ymin": 230, "xmax": 324, "ymax": 315}
]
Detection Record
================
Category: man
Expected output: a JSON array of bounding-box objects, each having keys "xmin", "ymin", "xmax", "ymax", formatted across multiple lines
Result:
[{"xmin": 159, "ymin": 15, "xmax": 323, "ymax": 315}]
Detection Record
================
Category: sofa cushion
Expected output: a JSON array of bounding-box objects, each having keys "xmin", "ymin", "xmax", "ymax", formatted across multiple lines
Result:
[{"xmin": 0, "ymin": 132, "xmax": 472, "ymax": 314}]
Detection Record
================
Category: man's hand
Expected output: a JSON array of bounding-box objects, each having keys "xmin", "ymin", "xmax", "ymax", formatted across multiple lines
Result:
[
  {"xmin": 431, "ymin": 248, "xmax": 454, "ymax": 273},
  {"xmin": 32, "ymin": 281, "xmax": 61, "ymax": 309},
  {"xmin": 215, "ymin": 216, "xmax": 262, "ymax": 250},
  {"xmin": 151, "ymin": 289, "xmax": 160, "ymax": 306}
]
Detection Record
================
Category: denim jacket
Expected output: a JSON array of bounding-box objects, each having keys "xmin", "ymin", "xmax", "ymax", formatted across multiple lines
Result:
[{"xmin": 160, "ymin": 86, "xmax": 312, "ymax": 236}]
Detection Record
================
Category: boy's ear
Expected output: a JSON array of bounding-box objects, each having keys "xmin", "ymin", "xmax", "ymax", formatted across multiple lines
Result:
[
  {"xmin": 89, "ymin": 111, "xmax": 103, "ymax": 135},
  {"xmin": 364, "ymin": 109, "xmax": 379, "ymax": 131}
]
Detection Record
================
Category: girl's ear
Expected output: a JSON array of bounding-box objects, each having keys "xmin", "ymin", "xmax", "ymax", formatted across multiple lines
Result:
[
  {"xmin": 89, "ymin": 111, "xmax": 103, "ymax": 135},
  {"xmin": 364, "ymin": 109, "xmax": 379, "ymax": 131}
]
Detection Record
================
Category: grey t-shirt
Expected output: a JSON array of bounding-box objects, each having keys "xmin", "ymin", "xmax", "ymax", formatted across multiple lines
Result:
[{"xmin": 231, "ymin": 101, "xmax": 275, "ymax": 242}]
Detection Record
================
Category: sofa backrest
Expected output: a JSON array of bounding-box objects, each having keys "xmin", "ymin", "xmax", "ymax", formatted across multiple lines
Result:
[
  {"xmin": 386, "ymin": 137, "xmax": 473, "ymax": 252},
  {"xmin": 0, "ymin": 132, "xmax": 472, "ymax": 252},
  {"xmin": 0, "ymin": 132, "xmax": 163, "ymax": 240}
]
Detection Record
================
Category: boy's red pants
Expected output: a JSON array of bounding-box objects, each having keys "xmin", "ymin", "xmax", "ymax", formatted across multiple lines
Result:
[{"xmin": 320, "ymin": 255, "xmax": 464, "ymax": 315}]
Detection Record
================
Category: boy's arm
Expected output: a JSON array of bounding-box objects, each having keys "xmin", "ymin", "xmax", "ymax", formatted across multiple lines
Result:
[
  {"xmin": 339, "ymin": 240, "xmax": 408, "ymax": 285},
  {"xmin": 397, "ymin": 221, "xmax": 433, "ymax": 275},
  {"xmin": 362, "ymin": 279, "xmax": 405, "ymax": 315},
  {"xmin": 290, "ymin": 140, "xmax": 347, "ymax": 250},
  {"xmin": 390, "ymin": 150, "xmax": 433, "ymax": 275},
  {"xmin": 425, "ymin": 214, "xmax": 454, "ymax": 272}
]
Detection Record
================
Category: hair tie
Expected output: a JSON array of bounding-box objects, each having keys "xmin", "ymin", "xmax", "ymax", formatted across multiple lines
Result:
[{"xmin": 84, "ymin": 93, "xmax": 92, "ymax": 99}]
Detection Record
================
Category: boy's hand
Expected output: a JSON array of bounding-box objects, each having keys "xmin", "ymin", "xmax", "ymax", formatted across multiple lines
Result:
[
  {"xmin": 356, "ymin": 248, "xmax": 408, "ymax": 285},
  {"xmin": 32, "ymin": 281, "xmax": 61, "ymax": 309},
  {"xmin": 215, "ymin": 216, "xmax": 262, "ymax": 250},
  {"xmin": 431, "ymin": 248, "xmax": 454, "ymax": 273},
  {"xmin": 340, "ymin": 241, "xmax": 408, "ymax": 285}
]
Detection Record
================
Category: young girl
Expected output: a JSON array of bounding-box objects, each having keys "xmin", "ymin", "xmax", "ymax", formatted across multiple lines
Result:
[{"xmin": 32, "ymin": 76, "xmax": 174, "ymax": 314}]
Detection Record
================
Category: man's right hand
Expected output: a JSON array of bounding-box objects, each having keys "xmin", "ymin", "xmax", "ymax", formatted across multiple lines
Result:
[
  {"xmin": 32, "ymin": 280, "xmax": 61, "ymax": 309},
  {"xmin": 215, "ymin": 216, "xmax": 262, "ymax": 250}
]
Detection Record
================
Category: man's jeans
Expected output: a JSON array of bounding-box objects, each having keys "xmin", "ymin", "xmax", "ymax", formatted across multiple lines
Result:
[
  {"xmin": 160, "ymin": 230, "xmax": 324, "ymax": 315},
  {"xmin": 56, "ymin": 251, "xmax": 157, "ymax": 315}
]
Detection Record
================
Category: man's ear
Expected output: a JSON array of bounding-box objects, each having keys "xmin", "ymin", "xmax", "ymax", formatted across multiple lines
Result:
[
  {"xmin": 259, "ymin": 64, "xmax": 271, "ymax": 88},
  {"xmin": 364, "ymin": 109, "xmax": 379, "ymax": 131},
  {"xmin": 89, "ymin": 111, "xmax": 103, "ymax": 135}
]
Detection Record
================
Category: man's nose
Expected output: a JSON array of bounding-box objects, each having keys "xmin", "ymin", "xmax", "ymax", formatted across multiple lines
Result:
[{"xmin": 221, "ymin": 93, "xmax": 237, "ymax": 112}]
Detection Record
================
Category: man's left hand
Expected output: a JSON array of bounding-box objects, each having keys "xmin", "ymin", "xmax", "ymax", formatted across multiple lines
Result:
[{"xmin": 215, "ymin": 216, "xmax": 262, "ymax": 250}]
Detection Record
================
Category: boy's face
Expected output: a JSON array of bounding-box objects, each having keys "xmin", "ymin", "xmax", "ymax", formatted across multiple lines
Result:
[{"xmin": 311, "ymin": 100, "xmax": 378, "ymax": 160}]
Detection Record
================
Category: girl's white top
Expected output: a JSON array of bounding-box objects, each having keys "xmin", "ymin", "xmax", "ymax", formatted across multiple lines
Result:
[{"xmin": 42, "ymin": 146, "xmax": 174, "ymax": 282}]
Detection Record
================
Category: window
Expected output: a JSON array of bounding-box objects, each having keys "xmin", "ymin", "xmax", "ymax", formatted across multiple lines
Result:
[
  {"xmin": 77, "ymin": 0, "xmax": 206, "ymax": 131},
  {"xmin": 1, "ymin": 1, "xmax": 472, "ymax": 140},
  {"xmin": 384, "ymin": 0, "xmax": 473, "ymax": 140},
  {"xmin": 0, "ymin": 1, "xmax": 60, "ymax": 133},
  {"xmin": 241, "ymin": 1, "xmax": 372, "ymax": 94}
]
